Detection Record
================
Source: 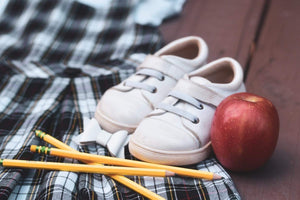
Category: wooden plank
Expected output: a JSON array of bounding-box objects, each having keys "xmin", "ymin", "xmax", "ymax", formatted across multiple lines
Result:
[
  {"xmin": 160, "ymin": 0, "xmax": 300, "ymax": 199},
  {"xmin": 235, "ymin": 0, "xmax": 300, "ymax": 199},
  {"xmin": 160, "ymin": 0, "xmax": 266, "ymax": 67},
  {"xmin": 160, "ymin": 0, "xmax": 270, "ymax": 199}
]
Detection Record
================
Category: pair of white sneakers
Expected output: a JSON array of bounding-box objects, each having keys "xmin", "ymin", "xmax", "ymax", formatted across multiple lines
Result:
[{"xmin": 95, "ymin": 36, "xmax": 246, "ymax": 166}]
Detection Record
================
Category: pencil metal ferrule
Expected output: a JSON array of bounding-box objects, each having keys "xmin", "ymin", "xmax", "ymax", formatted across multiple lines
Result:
[
  {"xmin": 35, "ymin": 130, "xmax": 46, "ymax": 139},
  {"xmin": 36, "ymin": 146, "xmax": 51, "ymax": 155},
  {"xmin": 32, "ymin": 130, "xmax": 166, "ymax": 199},
  {"xmin": 0, "ymin": 159, "xmax": 3, "ymax": 166}
]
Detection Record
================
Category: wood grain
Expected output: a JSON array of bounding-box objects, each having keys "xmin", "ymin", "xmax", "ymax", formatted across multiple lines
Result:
[
  {"xmin": 160, "ymin": 0, "xmax": 266, "ymax": 67},
  {"xmin": 161, "ymin": 0, "xmax": 300, "ymax": 199},
  {"xmin": 237, "ymin": 0, "xmax": 300, "ymax": 199}
]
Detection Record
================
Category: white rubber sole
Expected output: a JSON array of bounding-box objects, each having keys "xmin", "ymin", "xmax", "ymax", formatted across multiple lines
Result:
[
  {"xmin": 129, "ymin": 138, "xmax": 212, "ymax": 166},
  {"xmin": 94, "ymin": 108, "xmax": 137, "ymax": 134}
]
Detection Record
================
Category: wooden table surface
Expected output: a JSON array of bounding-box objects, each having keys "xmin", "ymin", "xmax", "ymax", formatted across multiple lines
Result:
[{"xmin": 160, "ymin": 0, "xmax": 300, "ymax": 199}]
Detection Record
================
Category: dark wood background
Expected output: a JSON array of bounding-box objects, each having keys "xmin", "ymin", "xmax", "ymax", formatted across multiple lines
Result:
[{"xmin": 160, "ymin": 0, "xmax": 300, "ymax": 199}]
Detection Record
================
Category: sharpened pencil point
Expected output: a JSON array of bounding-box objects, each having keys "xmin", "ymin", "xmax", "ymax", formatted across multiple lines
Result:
[
  {"xmin": 213, "ymin": 174, "xmax": 223, "ymax": 180},
  {"xmin": 34, "ymin": 130, "xmax": 165, "ymax": 200},
  {"xmin": 165, "ymin": 170, "xmax": 176, "ymax": 177}
]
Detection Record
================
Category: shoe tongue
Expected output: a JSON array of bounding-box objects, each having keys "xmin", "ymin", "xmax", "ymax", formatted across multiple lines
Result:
[
  {"xmin": 190, "ymin": 76, "xmax": 212, "ymax": 86},
  {"xmin": 189, "ymin": 76, "xmax": 234, "ymax": 99},
  {"xmin": 161, "ymin": 55, "xmax": 194, "ymax": 72}
]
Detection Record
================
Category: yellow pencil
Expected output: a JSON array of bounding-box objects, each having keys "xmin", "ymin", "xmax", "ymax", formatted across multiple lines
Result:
[
  {"xmin": 31, "ymin": 144, "xmax": 222, "ymax": 180},
  {"xmin": 35, "ymin": 130, "xmax": 165, "ymax": 200},
  {"xmin": 0, "ymin": 159, "xmax": 174, "ymax": 177}
]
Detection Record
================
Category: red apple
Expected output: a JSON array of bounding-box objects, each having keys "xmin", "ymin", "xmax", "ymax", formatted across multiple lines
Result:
[{"xmin": 210, "ymin": 92, "xmax": 279, "ymax": 172}]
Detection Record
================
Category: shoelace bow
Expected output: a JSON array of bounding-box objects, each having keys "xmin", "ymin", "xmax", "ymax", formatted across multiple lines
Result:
[
  {"xmin": 157, "ymin": 90, "xmax": 203, "ymax": 123},
  {"xmin": 124, "ymin": 68, "xmax": 165, "ymax": 93}
]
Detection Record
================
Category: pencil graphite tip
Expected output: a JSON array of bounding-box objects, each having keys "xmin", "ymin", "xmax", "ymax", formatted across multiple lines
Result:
[
  {"xmin": 165, "ymin": 170, "xmax": 176, "ymax": 177},
  {"xmin": 213, "ymin": 174, "xmax": 223, "ymax": 180}
]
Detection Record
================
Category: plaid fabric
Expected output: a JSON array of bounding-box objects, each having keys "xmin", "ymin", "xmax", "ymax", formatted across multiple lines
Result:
[{"xmin": 0, "ymin": 0, "xmax": 240, "ymax": 199}]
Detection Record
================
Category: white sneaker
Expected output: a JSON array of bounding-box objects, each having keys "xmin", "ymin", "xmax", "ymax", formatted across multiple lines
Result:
[
  {"xmin": 129, "ymin": 57, "xmax": 246, "ymax": 166},
  {"xmin": 95, "ymin": 36, "xmax": 208, "ymax": 133}
]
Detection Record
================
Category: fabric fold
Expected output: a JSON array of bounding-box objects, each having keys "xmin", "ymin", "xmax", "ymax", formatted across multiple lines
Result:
[{"xmin": 0, "ymin": 0, "xmax": 240, "ymax": 199}]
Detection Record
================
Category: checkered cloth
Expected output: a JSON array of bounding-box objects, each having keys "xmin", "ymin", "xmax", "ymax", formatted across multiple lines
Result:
[{"xmin": 0, "ymin": 0, "xmax": 240, "ymax": 199}]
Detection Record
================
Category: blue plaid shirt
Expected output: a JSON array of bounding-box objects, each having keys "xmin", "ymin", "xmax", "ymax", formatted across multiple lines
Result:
[{"xmin": 0, "ymin": 1, "xmax": 240, "ymax": 199}]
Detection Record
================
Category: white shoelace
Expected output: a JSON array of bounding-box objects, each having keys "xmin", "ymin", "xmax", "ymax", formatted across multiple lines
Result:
[
  {"xmin": 157, "ymin": 90, "xmax": 203, "ymax": 123},
  {"xmin": 124, "ymin": 68, "xmax": 164, "ymax": 93}
]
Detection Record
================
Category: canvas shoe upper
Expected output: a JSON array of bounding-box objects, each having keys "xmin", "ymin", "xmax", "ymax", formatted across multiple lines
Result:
[
  {"xmin": 129, "ymin": 57, "xmax": 246, "ymax": 166},
  {"xmin": 95, "ymin": 36, "xmax": 208, "ymax": 133}
]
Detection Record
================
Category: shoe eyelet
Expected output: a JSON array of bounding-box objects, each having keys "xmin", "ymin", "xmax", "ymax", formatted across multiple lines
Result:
[
  {"xmin": 198, "ymin": 104, "xmax": 203, "ymax": 110},
  {"xmin": 192, "ymin": 117, "xmax": 199, "ymax": 124},
  {"xmin": 151, "ymin": 87, "xmax": 157, "ymax": 93},
  {"xmin": 160, "ymin": 76, "xmax": 165, "ymax": 81}
]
